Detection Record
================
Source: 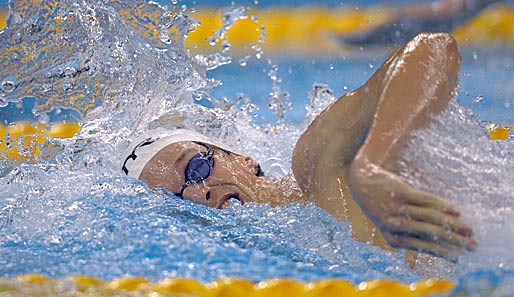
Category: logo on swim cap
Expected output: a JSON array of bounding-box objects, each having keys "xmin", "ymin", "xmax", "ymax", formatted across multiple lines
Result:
[{"xmin": 121, "ymin": 137, "xmax": 158, "ymax": 175}]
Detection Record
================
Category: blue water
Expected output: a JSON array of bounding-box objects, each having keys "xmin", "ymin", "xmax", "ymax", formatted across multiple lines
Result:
[{"xmin": 0, "ymin": 1, "xmax": 513, "ymax": 296}]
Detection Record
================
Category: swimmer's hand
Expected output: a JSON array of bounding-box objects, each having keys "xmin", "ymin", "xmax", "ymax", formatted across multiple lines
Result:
[{"xmin": 350, "ymin": 161, "xmax": 476, "ymax": 261}]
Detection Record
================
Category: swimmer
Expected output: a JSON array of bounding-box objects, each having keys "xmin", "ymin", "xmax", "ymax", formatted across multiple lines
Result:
[
  {"xmin": 342, "ymin": 0, "xmax": 501, "ymax": 46},
  {"xmin": 122, "ymin": 33, "xmax": 476, "ymax": 262}
]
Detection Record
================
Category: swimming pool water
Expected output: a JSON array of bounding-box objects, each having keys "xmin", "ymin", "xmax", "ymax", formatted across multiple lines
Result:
[{"xmin": 0, "ymin": 1, "xmax": 513, "ymax": 295}]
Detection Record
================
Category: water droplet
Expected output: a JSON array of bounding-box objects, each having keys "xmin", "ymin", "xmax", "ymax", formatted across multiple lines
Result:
[
  {"xmin": 207, "ymin": 36, "xmax": 217, "ymax": 46},
  {"xmin": 63, "ymin": 80, "xmax": 73, "ymax": 91},
  {"xmin": 194, "ymin": 53, "xmax": 232, "ymax": 70},
  {"xmin": 1, "ymin": 76, "xmax": 18, "ymax": 93},
  {"xmin": 171, "ymin": 0, "xmax": 179, "ymax": 4},
  {"xmin": 473, "ymin": 95, "xmax": 484, "ymax": 103},
  {"xmin": 222, "ymin": 41, "xmax": 231, "ymax": 52},
  {"xmin": 238, "ymin": 55, "xmax": 251, "ymax": 67},
  {"xmin": 258, "ymin": 25, "xmax": 266, "ymax": 43},
  {"xmin": 38, "ymin": 113, "xmax": 50, "ymax": 124},
  {"xmin": 192, "ymin": 91, "xmax": 203, "ymax": 101},
  {"xmin": 216, "ymin": 6, "xmax": 248, "ymax": 39},
  {"xmin": 64, "ymin": 67, "xmax": 77, "ymax": 77},
  {"xmin": 251, "ymin": 44, "xmax": 263, "ymax": 59},
  {"xmin": 42, "ymin": 83, "xmax": 53, "ymax": 92},
  {"xmin": 368, "ymin": 63, "xmax": 374, "ymax": 69}
]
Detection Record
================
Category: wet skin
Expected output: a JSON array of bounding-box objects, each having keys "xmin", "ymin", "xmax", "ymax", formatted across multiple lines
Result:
[
  {"xmin": 137, "ymin": 33, "xmax": 475, "ymax": 262},
  {"xmin": 139, "ymin": 141, "xmax": 288, "ymax": 209},
  {"xmin": 293, "ymin": 33, "xmax": 475, "ymax": 261}
]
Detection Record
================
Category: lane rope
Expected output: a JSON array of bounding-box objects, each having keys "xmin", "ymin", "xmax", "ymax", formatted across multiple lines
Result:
[
  {"xmin": 1, "ymin": 5, "xmax": 514, "ymax": 54},
  {"xmin": 0, "ymin": 274, "xmax": 455, "ymax": 296}
]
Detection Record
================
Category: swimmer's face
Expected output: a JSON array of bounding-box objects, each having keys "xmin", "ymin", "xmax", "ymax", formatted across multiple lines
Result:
[{"xmin": 139, "ymin": 141, "xmax": 264, "ymax": 208}]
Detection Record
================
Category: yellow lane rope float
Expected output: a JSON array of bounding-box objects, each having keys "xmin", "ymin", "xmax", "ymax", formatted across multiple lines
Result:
[
  {"xmin": 0, "ymin": 119, "xmax": 510, "ymax": 162},
  {"xmin": 0, "ymin": 122, "xmax": 81, "ymax": 160},
  {"xmin": 0, "ymin": 10, "xmax": 6, "ymax": 29},
  {"xmin": 184, "ymin": 4, "xmax": 514, "ymax": 55},
  {"xmin": 0, "ymin": 274, "xmax": 455, "ymax": 296},
  {"xmin": 486, "ymin": 123, "xmax": 514, "ymax": 140}
]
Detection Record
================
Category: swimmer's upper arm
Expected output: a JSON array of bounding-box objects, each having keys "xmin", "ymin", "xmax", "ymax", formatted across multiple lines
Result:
[
  {"xmin": 292, "ymin": 87, "xmax": 380, "ymax": 196},
  {"xmin": 291, "ymin": 50, "xmax": 399, "ymax": 196}
]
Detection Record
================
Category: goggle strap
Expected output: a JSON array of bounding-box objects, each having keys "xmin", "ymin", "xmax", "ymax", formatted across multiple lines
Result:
[{"xmin": 176, "ymin": 181, "xmax": 190, "ymax": 199}]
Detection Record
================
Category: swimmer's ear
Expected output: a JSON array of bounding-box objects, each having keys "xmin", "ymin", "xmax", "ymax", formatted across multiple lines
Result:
[{"xmin": 244, "ymin": 156, "xmax": 264, "ymax": 176}]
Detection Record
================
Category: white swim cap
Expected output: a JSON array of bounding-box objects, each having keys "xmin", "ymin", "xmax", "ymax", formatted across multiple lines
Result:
[{"xmin": 121, "ymin": 128, "xmax": 238, "ymax": 179}]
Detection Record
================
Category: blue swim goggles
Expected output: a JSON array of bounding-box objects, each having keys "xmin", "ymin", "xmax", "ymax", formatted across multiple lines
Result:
[{"xmin": 176, "ymin": 147, "xmax": 215, "ymax": 198}]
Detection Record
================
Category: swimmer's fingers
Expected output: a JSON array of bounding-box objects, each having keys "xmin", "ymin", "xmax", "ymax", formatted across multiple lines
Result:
[
  {"xmin": 401, "ymin": 189, "xmax": 460, "ymax": 216},
  {"xmin": 397, "ymin": 205, "xmax": 473, "ymax": 237},
  {"xmin": 384, "ymin": 216, "xmax": 476, "ymax": 253},
  {"xmin": 383, "ymin": 233, "xmax": 460, "ymax": 262}
]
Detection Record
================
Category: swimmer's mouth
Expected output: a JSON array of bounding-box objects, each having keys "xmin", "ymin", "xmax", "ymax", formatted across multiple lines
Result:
[{"xmin": 218, "ymin": 193, "xmax": 244, "ymax": 209}]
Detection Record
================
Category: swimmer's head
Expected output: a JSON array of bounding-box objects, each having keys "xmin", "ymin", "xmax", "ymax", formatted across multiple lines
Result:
[{"xmin": 122, "ymin": 128, "xmax": 265, "ymax": 208}]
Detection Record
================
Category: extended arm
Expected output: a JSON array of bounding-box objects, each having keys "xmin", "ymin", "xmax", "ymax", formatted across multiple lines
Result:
[{"xmin": 293, "ymin": 33, "xmax": 475, "ymax": 260}]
